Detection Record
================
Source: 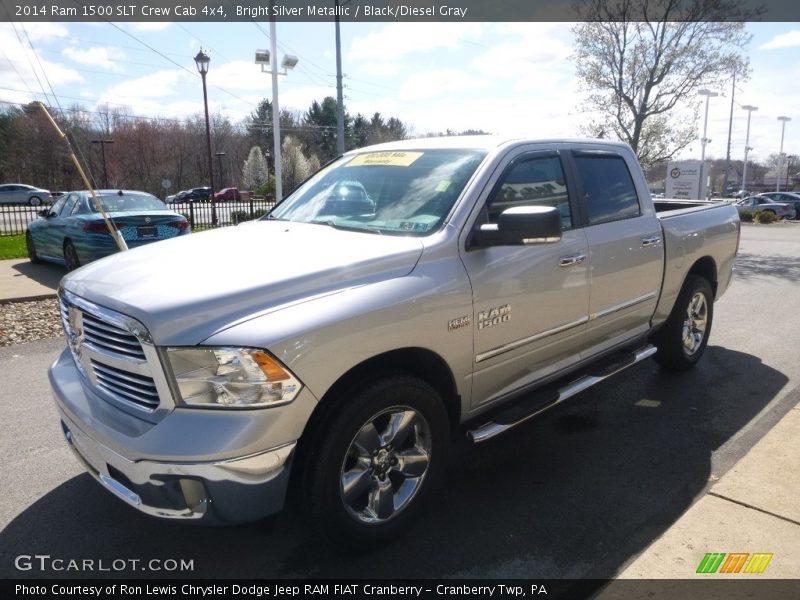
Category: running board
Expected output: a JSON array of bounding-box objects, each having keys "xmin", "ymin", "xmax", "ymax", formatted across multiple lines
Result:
[{"xmin": 467, "ymin": 345, "xmax": 658, "ymax": 443}]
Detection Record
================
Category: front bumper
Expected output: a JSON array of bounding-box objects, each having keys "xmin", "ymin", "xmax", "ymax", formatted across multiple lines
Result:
[{"xmin": 50, "ymin": 348, "xmax": 316, "ymax": 524}]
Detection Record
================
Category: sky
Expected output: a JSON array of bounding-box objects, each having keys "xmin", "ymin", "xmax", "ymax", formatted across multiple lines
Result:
[{"xmin": 0, "ymin": 19, "xmax": 798, "ymax": 168}]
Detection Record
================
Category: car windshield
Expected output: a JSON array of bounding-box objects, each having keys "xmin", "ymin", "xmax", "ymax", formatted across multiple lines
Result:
[
  {"xmin": 268, "ymin": 149, "xmax": 488, "ymax": 236},
  {"xmin": 89, "ymin": 192, "xmax": 165, "ymax": 213}
]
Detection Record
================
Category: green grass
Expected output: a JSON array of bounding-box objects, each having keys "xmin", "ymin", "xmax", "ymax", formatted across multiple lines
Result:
[{"xmin": 0, "ymin": 235, "xmax": 27, "ymax": 260}]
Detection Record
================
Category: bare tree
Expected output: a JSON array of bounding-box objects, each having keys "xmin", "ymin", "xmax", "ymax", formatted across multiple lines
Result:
[{"xmin": 573, "ymin": 0, "xmax": 755, "ymax": 166}]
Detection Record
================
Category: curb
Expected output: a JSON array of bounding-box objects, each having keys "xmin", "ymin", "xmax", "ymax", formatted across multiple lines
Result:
[{"xmin": 0, "ymin": 293, "xmax": 58, "ymax": 305}]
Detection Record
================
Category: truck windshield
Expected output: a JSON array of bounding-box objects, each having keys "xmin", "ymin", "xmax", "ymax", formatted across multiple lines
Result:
[{"xmin": 268, "ymin": 149, "xmax": 487, "ymax": 236}]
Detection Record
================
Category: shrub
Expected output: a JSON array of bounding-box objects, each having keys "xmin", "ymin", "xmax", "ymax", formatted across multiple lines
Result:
[
  {"xmin": 755, "ymin": 210, "xmax": 777, "ymax": 224},
  {"xmin": 231, "ymin": 209, "xmax": 268, "ymax": 224},
  {"xmin": 739, "ymin": 210, "xmax": 754, "ymax": 222}
]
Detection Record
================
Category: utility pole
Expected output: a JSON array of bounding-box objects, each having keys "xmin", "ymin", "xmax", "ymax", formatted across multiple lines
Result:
[
  {"xmin": 91, "ymin": 139, "xmax": 114, "ymax": 189},
  {"xmin": 335, "ymin": 0, "xmax": 345, "ymax": 155},
  {"xmin": 215, "ymin": 152, "xmax": 226, "ymax": 188}
]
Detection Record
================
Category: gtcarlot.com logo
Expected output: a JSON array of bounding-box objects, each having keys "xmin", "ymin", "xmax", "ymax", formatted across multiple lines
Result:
[
  {"xmin": 696, "ymin": 552, "xmax": 773, "ymax": 574},
  {"xmin": 14, "ymin": 554, "xmax": 194, "ymax": 572}
]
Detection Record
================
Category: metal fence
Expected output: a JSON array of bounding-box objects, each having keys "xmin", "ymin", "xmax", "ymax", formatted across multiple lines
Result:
[{"xmin": 0, "ymin": 198, "xmax": 277, "ymax": 237}]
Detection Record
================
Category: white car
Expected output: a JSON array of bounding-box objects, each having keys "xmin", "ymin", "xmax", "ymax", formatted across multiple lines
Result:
[{"xmin": 0, "ymin": 183, "xmax": 53, "ymax": 206}]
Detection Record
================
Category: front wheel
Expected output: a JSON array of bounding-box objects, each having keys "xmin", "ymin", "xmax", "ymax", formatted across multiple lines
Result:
[
  {"xmin": 653, "ymin": 275, "xmax": 714, "ymax": 371},
  {"xmin": 29, "ymin": 196, "xmax": 42, "ymax": 206},
  {"xmin": 302, "ymin": 376, "xmax": 450, "ymax": 547}
]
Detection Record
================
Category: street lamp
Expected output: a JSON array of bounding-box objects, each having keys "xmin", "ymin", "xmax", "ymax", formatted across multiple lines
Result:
[
  {"xmin": 194, "ymin": 48, "xmax": 217, "ymax": 226},
  {"xmin": 91, "ymin": 139, "xmax": 114, "ymax": 189},
  {"xmin": 698, "ymin": 89, "xmax": 718, "ymax": 198},
  {"xmin": 777, "ymin": 116, "xmax": 792, "ymax": 192},
  {"xmin": 740, "ymin": 105, "xmax": 758, "ymax": 194},
  {"xmin": 255, "ymin": 6, "xmax": 298, "ymax": 202}
]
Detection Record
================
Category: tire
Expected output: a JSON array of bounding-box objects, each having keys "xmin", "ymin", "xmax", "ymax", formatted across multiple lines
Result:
[
  {"xmin": 29, "ymin": 196, "xmax": 42, "ymax": 207},
  {"xmin": 653, "ymin": 275, "xmax": 714, "ymax": 371},
  {"xmin": 63, "ymin": 240, "xmax": 81, "ymax": 271},
  {"xmin": 302, "ymin": 375, "xmax": 449, "ymax": 547},
  {"xmin": 26, "ymin": 232, "xmax": 41, "ymax": 263}
]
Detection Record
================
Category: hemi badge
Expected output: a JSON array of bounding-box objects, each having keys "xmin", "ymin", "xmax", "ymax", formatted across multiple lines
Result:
[{"xmin": 448, "ymin": 316, "xmax": 471, "ymax": 332}]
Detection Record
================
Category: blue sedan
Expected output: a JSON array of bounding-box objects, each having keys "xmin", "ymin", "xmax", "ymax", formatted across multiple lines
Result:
[{"xmin": 26, "ymin": 190, "xmax": 191, "ymax": 270}]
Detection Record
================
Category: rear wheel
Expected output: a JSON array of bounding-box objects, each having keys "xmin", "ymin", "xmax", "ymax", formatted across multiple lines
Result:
[
  {"xmin": 302, "ymin": 376, "xmax": 449, "ymax": 547},
  {"xmin": 653, "ymin": 275, "xmax": 714, "ymax": 371},
  {"xmin": 63, "ymin": 240, "xmax": 81, "ymax": 271},
  {"xmin": 26, "ymin": 232, "xmax": 40, "ymax": 263}
]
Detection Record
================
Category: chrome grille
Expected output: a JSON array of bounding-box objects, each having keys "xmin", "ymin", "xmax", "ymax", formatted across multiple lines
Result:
[
  {"xmin": 91, "ymin": 360, "xmax": 160, "ymax": 410},
  {"xmin": 58, "ymin": 291, "xmax": 168, "ymax": 417},
  {"xmin": 81, "ymin": 312, "xmax": 146, "ymax": 360}
]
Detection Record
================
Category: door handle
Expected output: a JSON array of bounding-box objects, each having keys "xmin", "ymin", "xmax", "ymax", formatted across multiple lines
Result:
[
  {"xmin": 641, "ymin": 236, "xmax": 661, "ymax": 247},
  {"xmin": 559, "ymin": 254, "xmax": 587, "ymax": 267}
]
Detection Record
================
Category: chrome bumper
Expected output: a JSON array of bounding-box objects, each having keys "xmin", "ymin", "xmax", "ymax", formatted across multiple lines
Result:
[
  {"xmin": 59, "ymin": 410, "xmax": 295, "ymax": 523},
  {"xmin": 49, "ymin": 347, "xmax": 311, "ymax": 524}
]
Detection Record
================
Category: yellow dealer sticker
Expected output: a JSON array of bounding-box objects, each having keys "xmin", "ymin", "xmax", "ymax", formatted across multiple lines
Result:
[{"xmin": 346, "ymin": 152, "xmax": 423, "ymax": 167}]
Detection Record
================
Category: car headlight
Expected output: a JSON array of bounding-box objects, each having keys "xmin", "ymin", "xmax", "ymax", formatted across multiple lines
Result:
[{"xmin": 166, "ymin": 347, "xmax": 302, "ymax": 408}]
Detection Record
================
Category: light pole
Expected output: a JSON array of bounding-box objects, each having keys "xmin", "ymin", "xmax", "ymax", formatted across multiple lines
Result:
[
  {"xmin": 255, "ymin": 4, "xmax": 298, "ymax": 202},
  {"xmin": 91, "ymin": 139, "xmax": 114, "ymax": 189},
  {"xmin": 741, "ymin": 105, "xmax": 758, "ymax": 194},
  {"xmin": 215, "ymin": 152, "xmax": 225, "ymax": 188},
  {"xmin": 777, "ymin": 116, "xmax": 791, "ymax": 192},
  {"xmin": 194, "ymin": 48, "xmax": 217, "ymax": 226},
  {"xmin": 698, "ymin": 89, "xmax": 718, "ymax": 198}
]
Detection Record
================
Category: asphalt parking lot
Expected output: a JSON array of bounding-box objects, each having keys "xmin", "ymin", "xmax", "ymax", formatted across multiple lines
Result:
[{"xmin": 1, "ymin": 224, "xmax": 798, "ymax": 582}]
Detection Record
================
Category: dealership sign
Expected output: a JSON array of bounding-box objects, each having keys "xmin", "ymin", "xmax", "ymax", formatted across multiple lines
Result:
[{"xmin": 665, "ymin": 160, "xmax": 708, "ymax": 200}]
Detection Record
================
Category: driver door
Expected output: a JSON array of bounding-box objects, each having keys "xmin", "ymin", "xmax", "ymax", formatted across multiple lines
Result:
[{"xmin": 460, "ymin": 150, "xmax": 590, "ymax": 408}]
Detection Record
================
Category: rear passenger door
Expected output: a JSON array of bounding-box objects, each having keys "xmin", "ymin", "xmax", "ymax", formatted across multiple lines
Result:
[{"xmin": 567, "ymin": 150, "xmax": 663, "ymax": 357}]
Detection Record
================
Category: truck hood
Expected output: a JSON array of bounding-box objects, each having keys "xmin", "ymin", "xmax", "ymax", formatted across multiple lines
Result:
[{"xmin": 62, "ymin": 220, "xmax": 424, "ymax": 345}]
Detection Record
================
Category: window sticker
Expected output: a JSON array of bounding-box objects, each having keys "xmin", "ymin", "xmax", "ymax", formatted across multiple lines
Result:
[
  {"xmin": 435, "ymin": 180, "xmax": 452, "ymax": 192},
  {"xmin": 346, "ymin": 151, "xmax": 424, "ymax": 167}
]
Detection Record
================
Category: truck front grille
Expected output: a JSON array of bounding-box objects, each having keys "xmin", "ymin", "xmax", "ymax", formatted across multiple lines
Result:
[
  {"xmin": 91, "ymin": 360, "xmax": 161, "ymax": 410},
  {"xmin": 59, "ymin": 291, "xmax": 170, "ymax": 419},
  {"xmin": 82, "ymin": 313, "xmax": 146, "ymax": 360}
]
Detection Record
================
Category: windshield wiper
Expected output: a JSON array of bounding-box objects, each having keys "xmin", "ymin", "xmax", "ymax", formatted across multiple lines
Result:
[{"xmin": 314, "ymin": 220, "xmax": 382, "ymax": 234}]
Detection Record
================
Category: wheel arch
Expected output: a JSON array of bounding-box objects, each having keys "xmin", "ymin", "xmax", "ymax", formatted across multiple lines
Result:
[
  {"xmin": 308, "ymin": 347, "xmax": 461, "ymax": 432},
  {"xmin": 686, "ymin": 256, "xmax": 718, "ymax": 298}
]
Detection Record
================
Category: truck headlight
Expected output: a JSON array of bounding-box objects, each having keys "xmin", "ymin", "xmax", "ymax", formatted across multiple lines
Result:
[{"xmin": 166, "ymin": 347, "xmax": 302, "ymax": 408}]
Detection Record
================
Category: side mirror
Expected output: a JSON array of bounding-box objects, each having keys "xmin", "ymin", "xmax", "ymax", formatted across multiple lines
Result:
[
  {"xmin": 472, "ymin": 206, "xmax": 562, "ymax": 248},
  {"xmin": 38, "ymin": 209, "xmax": 49, "ymax": 217}
]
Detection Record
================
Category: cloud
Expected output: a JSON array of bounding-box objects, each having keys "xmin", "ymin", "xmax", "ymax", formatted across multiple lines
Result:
[
  {"xmin": 63, "ymin": 46, "xmax": 126, "ymax": 72},
  {"xmin": 128, "ymin": 22, "xmax": 173, "ymax": 33},
  {"xmin": 97, "ymin": 69, "xmax": 190, "ymax": 105},
  {"xmin": 400, "ymin": 69, "xmax": 489, "ymax": 102},
  {"xmin": 348, "ymin": 23, "xmax": 483, "ymax": 62},
  {"xmin": 208, "ymin": 60, "xmax": 274, "ymax": 92},
  {"xmin": 358, "ymin": 62, "xmax": 404, "ymax": 77},
  {"xmin": 759, "ymin": 30, "xmax": 800, "ymax": 50}
]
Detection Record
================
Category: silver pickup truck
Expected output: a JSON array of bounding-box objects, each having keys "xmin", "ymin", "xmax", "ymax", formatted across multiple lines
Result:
[{"xmin": 50, "ymin": 137, "xmax": 739, "ymax": 546}]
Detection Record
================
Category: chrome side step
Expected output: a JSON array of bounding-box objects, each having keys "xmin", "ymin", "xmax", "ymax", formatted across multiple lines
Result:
[{"xmin": 467, "ymin": 345, "xmax": 658, "ymax": 443}]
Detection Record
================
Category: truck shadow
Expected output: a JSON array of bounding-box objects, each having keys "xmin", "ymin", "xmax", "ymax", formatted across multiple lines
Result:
[
  {"xmin": 734, "ymin": 252, "xmax": 800, "ymax": 283},
  {"xmin": 0, "ymin": 346, "xmax": 793, "ymax": 582}
]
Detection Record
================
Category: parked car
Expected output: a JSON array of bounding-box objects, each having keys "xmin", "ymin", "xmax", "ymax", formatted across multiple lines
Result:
[
  {"xmin": 164, "ymin": 194, "xmax": 177, "ymax": 204},
  {"xmin": 176, "ymin": 187, "xmax": 211, "ymax": 202},
  {"xmin": 754, "ymin": 192, "xmax": 800, "ymax": 220},
  {"xmin": 734, "ymin": 195, "xmax": 796, "ymax": 219},
  {"xmin": 213, "ymin": 187, "xmax": 242, "ymax": 202},
  {"xmin": 27, "ymin": 190, "xmax": 190, "ymax": 270},
  {"xmin": 50, "ymin": 137, "xmax": 740, "ymax": 546},
  {"xmin": 0, "ymin": 183, "xmax": 52, "ymax": 206}
]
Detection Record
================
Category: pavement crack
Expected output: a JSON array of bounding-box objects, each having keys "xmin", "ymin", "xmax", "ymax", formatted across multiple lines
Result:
[{"xmin": 708, "ymin": 491, "xmax": 800, "ymax": 527}]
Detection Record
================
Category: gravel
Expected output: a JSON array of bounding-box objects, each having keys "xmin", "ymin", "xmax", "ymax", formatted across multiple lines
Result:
[{"xmin": 0, "ymin": 298, "xmax": 63, "ymax": 346}]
